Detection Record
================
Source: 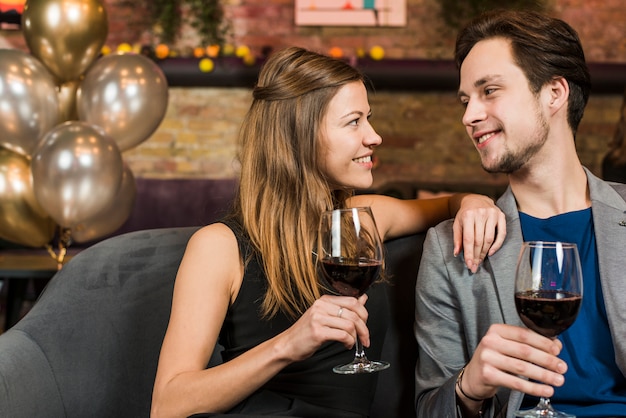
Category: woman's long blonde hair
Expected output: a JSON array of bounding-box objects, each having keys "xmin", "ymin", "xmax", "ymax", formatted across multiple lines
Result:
[{"xmin": 231, "ymin": 47, "xmax": 366, "ymax": 319}]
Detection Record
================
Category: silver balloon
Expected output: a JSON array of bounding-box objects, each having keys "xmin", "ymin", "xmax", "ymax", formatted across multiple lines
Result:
[
  {"xmin": 71, "ymin": 164, "xmax": 136, "ymax": 243},
  {"xmin": 0, "ymin": 49, "xmax": 60, "ymax": 157},
  {"xmin": 0, "ymin": 147, "xmax": 56, "ymax": 247},
  {"xmin": 31, "ymin": 121, "xmax": 124, "ymax": 228},
  {"xmin": 77, "ymin": 53, "xmax": 169, "ymax": 152},
  {"xmin": 22, "ymin": 0, "xmax": 108, "ymax": 82}
]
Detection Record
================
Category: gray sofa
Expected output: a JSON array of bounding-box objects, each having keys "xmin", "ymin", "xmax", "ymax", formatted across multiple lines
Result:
[{"xmin": 0, "ymin": 227, "xmax": 425, "ymax": 418}]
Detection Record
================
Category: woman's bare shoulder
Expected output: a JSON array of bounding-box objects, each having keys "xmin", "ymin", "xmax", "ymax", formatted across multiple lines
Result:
[
  {"xmin": 191, "ymin": 221, "xmax": 239, "ymax": 243},
  {"xmin": 183, "ymin": 222, "xmax": 240, "ymax": 262},
  {"xmin": 176, "ymin": 222, "xmax": 243, "ymax": 298}
]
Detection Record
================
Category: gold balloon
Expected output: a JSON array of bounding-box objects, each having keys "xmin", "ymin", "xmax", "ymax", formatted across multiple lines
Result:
[
  {"xmin": 77, "ymin": 53, "xmax": 169, "ymax": 151},
  {"xmin": 22, "ymin": 0, "xmax": 108, "ymax": 83},
  {"xmin": 0, "ymin": 147, "xmax": 56, "ymax": 247},
  {"xmin": 71, "ymin": 165, "xmax": 136, "ymax": 243},
  {"xmin": 31, "ymin": 121, "xmax": 124, "ymax": 228},
  {"xmin": 0, "ymin": 49, "xmax": 61, "ymax": 157},
  {"xmin": 58, "ymin": 80, "xmax": 80, "ymax": 122}
]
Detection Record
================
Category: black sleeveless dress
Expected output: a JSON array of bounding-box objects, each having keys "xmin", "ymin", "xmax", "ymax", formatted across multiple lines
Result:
[{"xmin": 218, "ymin": 219, "xmax": 390, "ymax": 417}]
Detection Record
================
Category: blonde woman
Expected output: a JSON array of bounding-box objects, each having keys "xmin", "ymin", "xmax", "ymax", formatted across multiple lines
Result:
[{"xmin": 151, "ymin": 47, "xmax": 505, "ymax": 418}]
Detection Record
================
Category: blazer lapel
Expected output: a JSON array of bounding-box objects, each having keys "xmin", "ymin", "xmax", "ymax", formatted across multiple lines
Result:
[
  {"xmin": 487, "ymin": 188, "xmax": 525, "ymax": 327},
  {"xmin": 587, "ymin": 171, "xmax": 626, "ymax": 375}
]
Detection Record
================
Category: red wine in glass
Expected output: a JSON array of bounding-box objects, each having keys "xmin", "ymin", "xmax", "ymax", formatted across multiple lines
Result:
[
  {"xmin": 318, "ymin": 207, "xmax": 389, "ymax": 374},
  {"xmin": 515, "ymin": 290, "xmax": 582, "ymax": 339},
  {"xmin": 321, "ymin": 257, "xmax": 381, "ymax": 298},
  {"xmin": 514, "ymin": 241, "xmax": 583, "ymax": 418}
]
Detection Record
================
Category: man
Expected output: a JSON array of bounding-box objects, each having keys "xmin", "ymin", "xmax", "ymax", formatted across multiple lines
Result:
[{"xmin": 414, "ymin": 10, "xmax": 626, "ymax": 418}]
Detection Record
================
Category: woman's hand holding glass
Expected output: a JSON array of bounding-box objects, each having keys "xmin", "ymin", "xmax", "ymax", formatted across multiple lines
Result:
[
  {"xmin": 318, "ymin": 207, "xmax": 388, "ymax": 374},
  {"xmin": 281, "ymin": 293, "xmax": 371, "ymax": 363}
]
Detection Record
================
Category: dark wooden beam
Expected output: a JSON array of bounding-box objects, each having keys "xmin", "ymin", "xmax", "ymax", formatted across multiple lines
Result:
[{"xmin": 157, "ymin": 57, "xmax": 626, "ymax": 94}]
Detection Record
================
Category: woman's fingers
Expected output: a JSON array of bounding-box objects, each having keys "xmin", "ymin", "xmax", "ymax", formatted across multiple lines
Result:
[
  {"xmin": 307, "ymin": 295, "xmax": 370, "ymax": 349},
  {"xmin": 453, "ymin": 206, "xmax": 506, "ymax": 272}
]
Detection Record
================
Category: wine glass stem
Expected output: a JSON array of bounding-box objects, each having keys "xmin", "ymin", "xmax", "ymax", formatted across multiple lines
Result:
[
  {"xmin": 537, "ymin": 397, "xmax": 554, "ymax": 409},
  {"xmin": 354, "ymin": 339, "xmax": 368, "ymax": 362}
]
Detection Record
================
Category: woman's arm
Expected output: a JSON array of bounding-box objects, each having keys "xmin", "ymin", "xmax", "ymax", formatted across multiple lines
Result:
[
  {"xmin": 151, "ymin": 224, "xmax": 371, "ymax": 418},
  {"xmin": 151, "ymin": 223, "xmax": 274, "ymax": 417},
  {"xmin": 348, "ymin": 193, "xmax": 506, "ymax": 273}
]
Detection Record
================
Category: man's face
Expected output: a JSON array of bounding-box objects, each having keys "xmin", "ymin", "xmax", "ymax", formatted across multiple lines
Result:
[{"xmin": 458, "ymin": 37, "xmax": 549, "ymax": 174}]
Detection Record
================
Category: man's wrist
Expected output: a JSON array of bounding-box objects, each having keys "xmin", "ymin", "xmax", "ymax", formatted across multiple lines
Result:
[
  {"xmin": 456, "ymin": 366, "xmax": 486, "ymax": 402},
  {"xmin": 455, "ymin": 366, "xmax": 489, "ymax": 417}
]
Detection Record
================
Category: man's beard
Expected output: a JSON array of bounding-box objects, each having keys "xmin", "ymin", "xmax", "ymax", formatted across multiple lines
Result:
[
  {"xmin": 481, "ymin": 145, "xmax": 539, "ymax": 173},
  {"xmin": 481, "ymin": 109, "xmax": 549, "ymax": 174}
]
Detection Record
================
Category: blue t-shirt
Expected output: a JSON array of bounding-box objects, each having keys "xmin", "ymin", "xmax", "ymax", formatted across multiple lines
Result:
[{"xmin": 519, "ymin": 208, "xmax": 626, "ymax": 416}]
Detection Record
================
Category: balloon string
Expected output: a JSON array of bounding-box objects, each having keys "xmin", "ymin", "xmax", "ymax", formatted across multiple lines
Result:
[{"xmin": 45, "ymin": 227, "xmax": 72, "ymax": 270}]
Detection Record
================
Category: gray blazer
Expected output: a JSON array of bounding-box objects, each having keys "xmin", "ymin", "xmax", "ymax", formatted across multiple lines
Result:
[{"xmin": 414, "ymin": 168, "xmax": 626, "ymax": 418}]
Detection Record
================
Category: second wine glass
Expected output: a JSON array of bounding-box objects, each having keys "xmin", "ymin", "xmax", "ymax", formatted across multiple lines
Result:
[
  {"xmin": 514, "ymin": 241, "xmax": 583, "ymax": 418},
  {"xmin": 318, "ymin": 207, "xmax": 389, "ymax": 374}
]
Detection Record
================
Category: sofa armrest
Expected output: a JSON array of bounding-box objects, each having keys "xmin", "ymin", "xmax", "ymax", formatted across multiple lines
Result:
[{"xmin": 0, "ymin": 329, "xmax": 65, "ymax": 417}]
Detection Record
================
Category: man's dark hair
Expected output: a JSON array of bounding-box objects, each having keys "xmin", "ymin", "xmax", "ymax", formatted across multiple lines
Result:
[{"xmin": 454, "ymin": 10, "xmax": 591, "ymax": 135}]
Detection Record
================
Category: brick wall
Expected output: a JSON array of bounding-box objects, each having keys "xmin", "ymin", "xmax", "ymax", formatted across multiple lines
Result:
[
  {"xmin": 101, "ymin": 0, "xmax": 626, "ymax": 63},
  {"xmin": 123, "ymin": 88, "xmax": 622, "ymax": 194},
  {"xmin": 120, "ymin": 0, "xmax": 625, "ymax": 191},
  {"xmin": 2, "ymin": 0, "xmax": 625, "ymax": 192}
]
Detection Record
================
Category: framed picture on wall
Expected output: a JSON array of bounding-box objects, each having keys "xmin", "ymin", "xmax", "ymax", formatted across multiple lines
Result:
[
  {"xmin": 295, "ymin": 0, "xmax": 406, "ymax": 27},
  {"xmin": 0, "ymin": 0, "xmax": 25, "ymax": 30}
]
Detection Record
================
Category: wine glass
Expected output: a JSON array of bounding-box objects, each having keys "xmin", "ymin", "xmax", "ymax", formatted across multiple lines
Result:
[
  {"xmin": 317, "ymin": 207, "xmax": 389, "ymax": 374},
  {"xmin": 514, "ymin": 241, "xmax": 583, "ymax": 418}
]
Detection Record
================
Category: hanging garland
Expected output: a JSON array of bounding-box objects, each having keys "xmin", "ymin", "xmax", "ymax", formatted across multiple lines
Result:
[
  {"xmin": 437, "ymin": 0, "xmax": 549, "ymax": 29},
  {"xmin": 147, "ymin": 0, "xmax": 229, "ymax": 46}
]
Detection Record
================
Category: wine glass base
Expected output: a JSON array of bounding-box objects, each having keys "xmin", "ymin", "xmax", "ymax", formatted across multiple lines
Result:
[
  {"xmin": 333, "ymin": 360, "xmax": 390, "ymax": 374},
  {"xmin": 515, "ymin": 407, "xmax": 575, "ymax": 418}
]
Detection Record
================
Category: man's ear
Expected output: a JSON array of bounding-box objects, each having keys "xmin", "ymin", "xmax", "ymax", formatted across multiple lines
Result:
[{"xmin": 547, "ymin": 76, "xmax": 569, "ymax": 115}]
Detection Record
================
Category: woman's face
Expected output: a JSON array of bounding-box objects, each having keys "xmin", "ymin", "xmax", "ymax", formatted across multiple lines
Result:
[{"xmin": 318, "ymin": 81, "xmax": 382, "ymax": 190}]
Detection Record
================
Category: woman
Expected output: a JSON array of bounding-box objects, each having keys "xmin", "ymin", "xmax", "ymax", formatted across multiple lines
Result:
[{"xmin": 151, "ymin": 47, "xmax": 505, "ymax": 418}]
